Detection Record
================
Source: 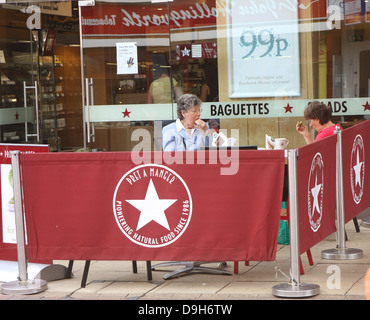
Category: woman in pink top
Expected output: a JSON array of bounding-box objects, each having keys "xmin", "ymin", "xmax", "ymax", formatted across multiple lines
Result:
[{"xmin": 296, "ymin": 101, "xmax": 342, "ymax": 144}]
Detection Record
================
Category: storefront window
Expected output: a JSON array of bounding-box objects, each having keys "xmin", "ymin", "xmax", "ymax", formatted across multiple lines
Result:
[
  {"xmin": 0, "ymin": 1, "xmax": 80, "ymax": 151},
  {"xmin": 80, "ymin": 0, "xmax": 370, "ymax": 152},
  {"xmin": 2, "ymin": 1, "xmax": 369, "ymax": 152},
  {"xmin": 81, "ymin": 0, "xmax": 220, "ymax": 151},
  {"xmin": 0, "ymin": 8, "xmax": 37, "ymax": 144}
]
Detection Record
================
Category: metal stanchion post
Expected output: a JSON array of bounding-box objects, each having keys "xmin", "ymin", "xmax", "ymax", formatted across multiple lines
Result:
[
  {"xmin": 272, "ymin": 149, "xmax": 320, "ymax": 298},
  {"xmin": 1, "ymin": 151, "xmax": 47, "ymax": 295},
  {"xmin": 321, "ymin": 126, "xmax": 363, "ymax": 260}
]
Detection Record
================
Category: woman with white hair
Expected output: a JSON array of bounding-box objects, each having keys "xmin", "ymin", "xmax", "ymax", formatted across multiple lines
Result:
[{"xmin": 162, "ymin": 94, "xmax": 210, "ymax": 151}]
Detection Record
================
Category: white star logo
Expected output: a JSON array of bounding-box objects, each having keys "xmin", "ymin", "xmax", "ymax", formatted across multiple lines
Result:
[
  {"xmin": 181, "ymin": 46, "xmax": 190, "ymax": 57},
  {"xmin": 126, "ymin": 179, "xmax": 177, "ymax": 231},
  {"xmin": 311, "ymin": 175, "xmax": 322, "ymax": 217},
  {"xmin": 353, "ymin": 148, "xmax": 363, "ymax": 188}
]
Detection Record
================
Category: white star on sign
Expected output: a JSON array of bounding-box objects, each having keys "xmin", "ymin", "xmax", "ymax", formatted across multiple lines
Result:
[
  {"xmin": 311, "ymin": 175, "xmax": 322, "ymax": 217},
  {"xmin": 126, "ymin": 179, "xmax": 177, "ymax": 231},
  {"xmin": 181, "ymin": 46, "xmax": 190, "ymax": 57},
  {"xmin": 353, "ymin": 148, "xmax": 363, "ymax": 188}
]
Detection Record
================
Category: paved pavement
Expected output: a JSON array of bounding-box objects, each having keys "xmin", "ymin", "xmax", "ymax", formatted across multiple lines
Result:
[{"xmin": 1, "ymin": 220, "xmax": 369, "ymax": 301}]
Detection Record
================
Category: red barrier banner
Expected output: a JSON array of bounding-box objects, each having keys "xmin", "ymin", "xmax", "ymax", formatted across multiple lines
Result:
[
  {"xmin": 0, "ymin": 144, "xmax": 49, "ymax": 262},
  {"xmin": 21, "ymin": 151, "xmax": 285, "ymax": 262},
  {"xmin": 342, "ymin": 120, "xmax": 370, "ymax": 222},
  {"xmin": 297, "ymin": 136, "xmax": 337, "ymax": 255}
]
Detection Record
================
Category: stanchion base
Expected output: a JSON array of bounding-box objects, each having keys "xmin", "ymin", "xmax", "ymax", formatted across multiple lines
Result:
[
  {"xmin": 272, "ymin": 282, "xmax": 320, "ymax": 298},
  {"xmin": 1, "ymin": 279, "xmax": 47, "ymax": 295},
  {"xmin": 35, "ymin": 264, "xmax": 70, "ymax": 281},
  {"xmin": 321, "ymin": 248, "xmax": 363, "ymax": 260},
  {"xmin": 361, "ymin": 216, "xmax": 370, "ymax": 228},
  {"xmin": 152, "ymin": 261, "xmax": 231, "ymax": 280}
]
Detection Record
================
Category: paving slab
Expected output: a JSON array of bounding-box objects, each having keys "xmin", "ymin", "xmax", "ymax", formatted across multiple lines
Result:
[{"xmin": 0, "ymin": 220, "xmax": 369, "ymax": 300}]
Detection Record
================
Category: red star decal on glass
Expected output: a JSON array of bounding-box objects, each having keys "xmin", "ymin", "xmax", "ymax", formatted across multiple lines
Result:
[
  {"xmin": 284, "ymin": 103, "xmax": 293, "ymax": 113},
  {"xmin": 122, "ymin": 108, "xmax": 131, "ymax": 118},
  {"xmin": 363, "ymin": 101, "xmax": 370, "ymax": 111},
  {"xmin": 15, "ymin": 112, "xmax": 19, "ymax": 120}
]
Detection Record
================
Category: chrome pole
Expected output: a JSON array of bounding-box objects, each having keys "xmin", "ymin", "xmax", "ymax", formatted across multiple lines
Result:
[
  {"xmin": 89, "ymin": 78, "xmax": 95, "ymax": 143},
  {"xmin": 1, "ymin": 151, "xmax": 47, "ymax": 294},
  {"xmin": 85, "ymin": 78, "xmax": 91, "ymax": 144},
  {"xmin": 12, "ymin": 151, "xmax": 27, "ymax": 282},
  {"xmin": 337, "ymin": 126, "xmax": 346, "ymax": 250},
  {"xmin": 78, "ymin": 1, "xmax": 96, "ymax": 151},
  {"xmin": 272, "ymin": 149, "xmax": 320, "ymax": 298},
  {"xmin": 34, "ymin": 81, "xmax": 40, "ymax": 141},
  {"xmin": 287, "ymin": 148, "xmax": 300, "ymax": 282},
  {"xmin": 23, "ymin": 82, "xmax": 28, "ymax": 142},
  {"xmin": 321, "ymin": 126, "xmax": 363, "ymax": 260},
  {"xmin": 79, "ymin": 3, "xmax": 87, "ymax": 150}
]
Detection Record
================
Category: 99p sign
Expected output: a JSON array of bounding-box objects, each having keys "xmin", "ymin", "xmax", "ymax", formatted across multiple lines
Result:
[
  {"xmin": 239, "ymin": 28, "xmax": 289, "ymax": 59},
  {"xmin": 227, "ymin": 1, "xmax": 300, "ymax": 98}
]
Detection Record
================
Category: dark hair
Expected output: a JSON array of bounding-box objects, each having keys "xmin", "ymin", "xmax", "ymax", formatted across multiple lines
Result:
[
  {"xmin": 177, "ymin": 94, "xmax": 202, "ymax": 120},
  {"xmin": 304, "ymin": 101, "xmax": 332, "ymax": 125}
]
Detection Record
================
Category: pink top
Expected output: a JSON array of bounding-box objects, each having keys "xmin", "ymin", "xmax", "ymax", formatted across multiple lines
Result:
[{"xmin": 315, "ymin": 124, "xmax": 342, "ymax": 141}]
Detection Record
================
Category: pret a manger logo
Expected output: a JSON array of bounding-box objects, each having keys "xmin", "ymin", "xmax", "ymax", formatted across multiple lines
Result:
[
  {"xmin": 113, "ymin": 164, "xmax": 192, "ymax": 247},
  {"xmin": 350, "ymin": 134, "xmax": 365, "ymax": 204},
  {"xmin": 307, "ymin": 153, "xmax": 324, "ymax": 232}
]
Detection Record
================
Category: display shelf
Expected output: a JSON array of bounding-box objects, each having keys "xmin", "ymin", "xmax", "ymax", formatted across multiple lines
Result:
[{"xmin": 0, "ymin": 29, "xmax": 59, "ymax": 150}]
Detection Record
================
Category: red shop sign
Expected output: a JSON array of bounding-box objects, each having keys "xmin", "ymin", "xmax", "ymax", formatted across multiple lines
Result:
[
  {"xmin": 81, "ymin": 0, "xmax": 217, "ymax": 35},
  {"xmin": 81, "ymin": 0, "xmax": 329, "ymax": 36}
]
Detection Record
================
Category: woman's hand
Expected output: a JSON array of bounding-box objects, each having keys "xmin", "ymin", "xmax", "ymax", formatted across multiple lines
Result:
[
  {"xmin": 195, "ymin": 119, "xmax": 208, "ymax": 133},
  {"xmin": 296, "ymin": 121, "xmax": 313, "ymax": 144},
  {"xmin": 296, "ymin": 121, "xmax": 307, "ymax": 133}
]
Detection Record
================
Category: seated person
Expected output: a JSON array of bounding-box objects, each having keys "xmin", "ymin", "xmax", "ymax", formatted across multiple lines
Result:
[
  {"xmin": 147, "ymin": 67, "xmax": 182, "ymax": 104},
  {"xmin": 162, "ymin": 94, "xmax": 210, "ymax": 151},
  {"xmin": 296, "ymin": 101, "xmax": 342, "ymax": 144}
]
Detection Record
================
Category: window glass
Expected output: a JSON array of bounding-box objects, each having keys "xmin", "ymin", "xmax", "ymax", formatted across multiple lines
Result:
[{"xmin": 79, "ymin": 1, "xmax": 370, "ymax": 150}]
